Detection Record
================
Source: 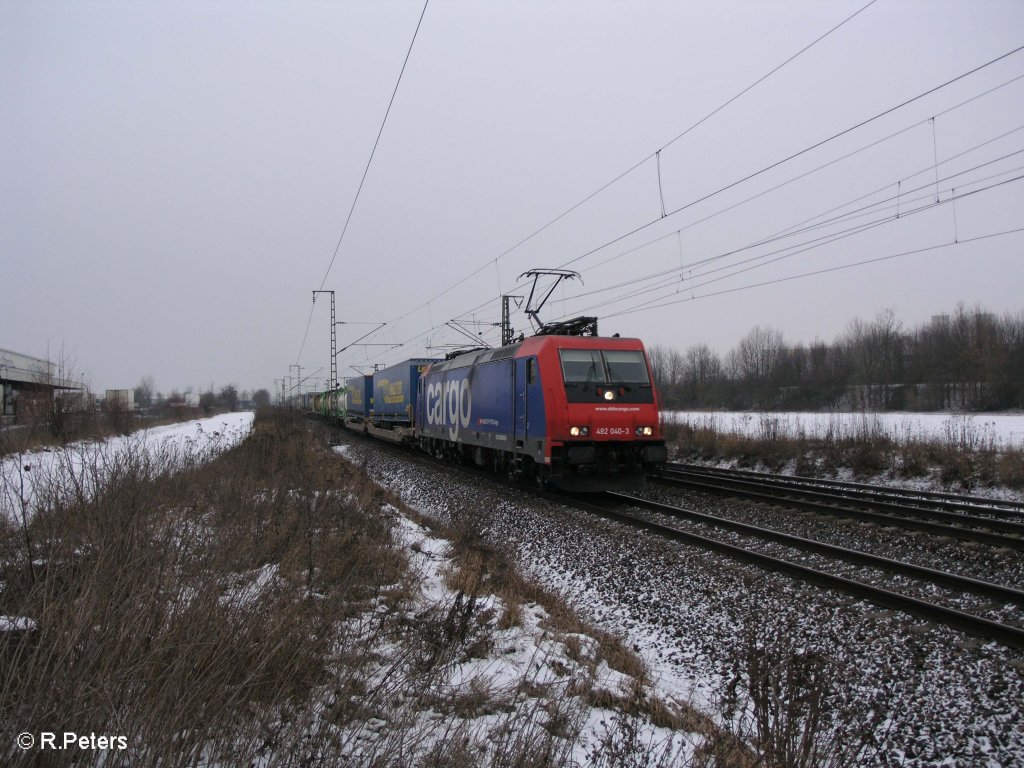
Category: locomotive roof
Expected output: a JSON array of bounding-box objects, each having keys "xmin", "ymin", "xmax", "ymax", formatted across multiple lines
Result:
[
  {"xmin": 427, "ymin": 335, "xmax": 644, "ymax": 373},
  {"xmin": 429, "ymin": 343, "xmax": 522, "ymax": 372}
]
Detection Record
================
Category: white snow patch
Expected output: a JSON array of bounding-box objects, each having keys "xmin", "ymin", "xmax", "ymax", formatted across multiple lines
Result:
[
  {"xmin": 0, "ymin": 615, "xmax": 37, "ymax": 632},
  {"xmin": 2, "ymin": 412, "xmax": 254, "ymax": 524},
  {"xmin": 667, "ymin": 410, "xmax": 1024, "ymax": 448},
  {"xmin": 351, "ymin": 508, "xmax": 702, "ymax": 765}
]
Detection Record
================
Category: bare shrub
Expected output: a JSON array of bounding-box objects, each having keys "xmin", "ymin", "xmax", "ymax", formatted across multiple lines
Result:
[
  {"xmin": 719, "ymin": 622, "xmax": 883, "ymax": 767},
  {"xmin": 103, "ymin": 392, "xmax": 135, "ymax": 435},
  {"xmin": 997, "ymin": 448, "xmax": 1024, "ymax": 488}
]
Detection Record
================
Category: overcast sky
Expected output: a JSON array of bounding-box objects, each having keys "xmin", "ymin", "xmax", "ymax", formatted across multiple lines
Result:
[{"xmin": 3, "ymin": 1, "xmax": 1023, "ymax": 396}]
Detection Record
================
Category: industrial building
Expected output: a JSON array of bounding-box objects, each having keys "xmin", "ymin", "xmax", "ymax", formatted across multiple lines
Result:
[{"xmin": 0, "ymin": 347, "xmax": 82, "ymax": 425}]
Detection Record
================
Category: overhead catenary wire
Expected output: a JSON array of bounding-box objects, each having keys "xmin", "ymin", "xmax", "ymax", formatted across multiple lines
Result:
[
  {"xmin": 553, "ymin": 45, "xmax": 1024, "ymax": 278},
  {"xmin": 337, "ymin": 68, "xmax": 1024, "ymax": 373},
  {"xmin": 567, "ymin": 175, "xmax": 1024, "ymax": 321},
  {"xmin": 556, "ymin": 166, "xmax": 1024, "ymax": 320},
  {"xmin": 436, "ymin": 57, "xmax": 1024, "ymax": 343},
  {"xmin": 560, "ymin": 146, "xmax": 1024, "ymax": 308},
  {"xmin": 353, "ymin": 0, "xmax": 879, "ymax": 346},
  {"xmin": 572, "ymin": 118, "xmax": 1024, "ymax": 291},
  {"xmin": 335, "ymin": 46, "xmax": 1024, "ymax": 375},
  {"xmin": 353, "ymin": 136, "xmax": 1023, "ymax": 374},
  {"xmin": 429, "ymin": 145, "xmax": 1024, "ymax": 357},
  {"xmin": 604, "ymin": 226, "xmax": 1024, "ymax": 319},
  {"xmin": 487, "ymin": 0, "xmax": 881, "ymax": 264},
  {"xmin": 295, "ymin": 0, "xmax": 430, "ymax": 363}
]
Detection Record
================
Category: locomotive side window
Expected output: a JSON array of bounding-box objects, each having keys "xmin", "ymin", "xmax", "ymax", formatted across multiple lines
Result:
[
  {"xmin": 603, "ymin": 350, "xmax": 650, "ymax": 384},
  {"xmin": 527, "ymin": 358, "xmax": 536, "ymax": 384},
  {"xmin": 560, "ymin": 350, "xmax": 607, "ymax": 384}
]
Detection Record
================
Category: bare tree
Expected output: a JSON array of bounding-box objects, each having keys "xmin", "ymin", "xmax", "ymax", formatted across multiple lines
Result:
[
  {"xmin": 728, "ymin": 326, "xmax": 785, "ymax": 408},
  {"xmin": 647, "ymin": 344, "xmax": 685, "ymax": 407},
  {"xmin": 842, "ymin": 309, "xmax": 904, "ymax": 409},
  {"xmin": 683, "ymin": 344, "xmax": 722, "ymax": 406},
  {"xmin": 134, "ymin": 375, "xmax": 155, "ymax": 410},
  {"xmin": 218, "ymin": 384, "xmax": 239, "ymax": 412}
]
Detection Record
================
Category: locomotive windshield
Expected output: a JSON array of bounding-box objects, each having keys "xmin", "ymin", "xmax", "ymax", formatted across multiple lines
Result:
[
  {"xmin": 560, "ymin": 350, "xmax": 606, "ymax": 383},
  {"xmin": 603, "ymin": 350, "xmax": 650, "ymax": 383},
  {"xmin": 559, "ymin": 349, "xmax": 650, "ymax": 385}
]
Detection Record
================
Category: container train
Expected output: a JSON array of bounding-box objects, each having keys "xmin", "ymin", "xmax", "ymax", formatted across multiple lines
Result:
[{"xmin": 307, "ymin": 332, "xmax": 668, "ymax": 491}]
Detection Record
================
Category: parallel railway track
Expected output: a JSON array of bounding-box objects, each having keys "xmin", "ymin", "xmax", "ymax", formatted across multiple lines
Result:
[
  {"xmin": 556, "ymin": 490, "xmax": 1024, "ymax": 651},
  {"xmin": 657, "ymin": 464, "xmax": 1024, "ymax": 550},
  {"xmin": 667, "ymin": 462, "xmax": 1024, "ymax": 517}
]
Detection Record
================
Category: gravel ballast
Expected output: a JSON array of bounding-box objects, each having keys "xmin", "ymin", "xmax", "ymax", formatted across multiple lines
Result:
[{"xmin": 338, "ymin": 434, "xmax": 1024, "ymax": 766}]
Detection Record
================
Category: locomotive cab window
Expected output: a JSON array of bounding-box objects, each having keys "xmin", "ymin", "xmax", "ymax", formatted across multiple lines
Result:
[
  {"xmin": 603, "ymin": 350, "xmax": 650, "ymax": 384},
  {"xmin": 559, "ymin": 350, "xmax": 607, "ymax": 384}
]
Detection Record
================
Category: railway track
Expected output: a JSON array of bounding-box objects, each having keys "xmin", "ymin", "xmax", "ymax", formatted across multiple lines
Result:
[
  {"xmin": 668, "ymin": 462, "xmax": 1024, "ymax": 516},
  {"xmin": 554, "ymin": 490, "xmax": 1024, "ymax": 651},
  {"xmin": 657, "ymin": 463, "xmax": 1024, "ymax": 550},
  {"xmin": 333, "ymin": 430, "xmax": 1024, "ymax": 650}
]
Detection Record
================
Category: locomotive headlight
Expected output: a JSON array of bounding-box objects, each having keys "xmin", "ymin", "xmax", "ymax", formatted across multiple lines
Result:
[
  {"xmin": 569, "ymin": 426, "xmax": 589, "ymax": 437},
  {"xmin": 636, "ymin": 426, "xmax": 653, "ymax": 436},
  {"xmin": 603, "ymin": 390, "xmax": 614, "ymax": 401}
]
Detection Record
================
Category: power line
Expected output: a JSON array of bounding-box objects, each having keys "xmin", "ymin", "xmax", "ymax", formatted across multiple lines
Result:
[
  {"xmin": 490, "ymin": 0, "xmax": 881, "ymax": 264},
  {"xmin": 335, "ymin": 45, "xmax": 1024, "ymax": 374},
  {"xmin": 581, "ymin": 175, "xmax": 1024, "ymax": 320},
  {"xmin": 296, "ymin": 0, "xmax": 430, "ymax": 363},
  {"xmin": 563, "ymin": 146, "xmax": 1024, "ymax": 307},
  {"xmin": 574, "ymin": 115, "xmax": 1024, "ymax": 290},
  {"xmin": 605, "ymin": 226, "xmax": 1024, "ymax": 319},
  {"xmin": 318, "ymin": 0, "xmax": 430, "ymax": 291},
  {"xmin": 554, "ymin": 44, "xmax": 1024, "ymax": 278},
  {"xmin": 440, "ymin": 71, "xmax": 1024, "ymax": 333},
  {"xmin": 361, "ymin": 0, "xmax": 879, "ymax": 342},
  {"xmin": 584, "ymin": 173, "xmax": 1021, "ymax": 321},
  {"xmin": 356, "ymin": 132, "xmax": 1022, "ymax": 374}
]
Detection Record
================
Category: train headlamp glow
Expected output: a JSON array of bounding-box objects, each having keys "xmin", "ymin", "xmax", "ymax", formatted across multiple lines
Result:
[
  {"xmin": 636, "ymin": 426, "xmax": 653, "ymax": 436},
  {"xmin": 603, "ymin": 390, "xmax": 614, "ymax": 401},
  {"xmin": 569, "ymin": 426, "xmax": 589, "ymax": 437}
]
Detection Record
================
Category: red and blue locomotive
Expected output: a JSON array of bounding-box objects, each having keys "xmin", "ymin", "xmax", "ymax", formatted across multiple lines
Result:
[
  {"xmin": 414, "ymin": 332, "xmax": 666, "ymax": 491},
  {"xmin": 313, "ymin": 293, "xmax": 668, "ymax": 490}
]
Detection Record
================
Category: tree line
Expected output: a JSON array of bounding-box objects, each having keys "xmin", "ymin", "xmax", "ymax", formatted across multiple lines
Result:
[
  {"xmin": 649, "ymin": 305, "xmax": 1024, "ymax": 412},
  {"xmin": 133, "ymin": 377, "xmax": 272, "ymax": 415}
]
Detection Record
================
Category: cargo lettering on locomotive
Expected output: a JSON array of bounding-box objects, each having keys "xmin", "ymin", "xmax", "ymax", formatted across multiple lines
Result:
[{"xmin": 425, "ymin": 377, "xmax": 472, "ymax": 440}]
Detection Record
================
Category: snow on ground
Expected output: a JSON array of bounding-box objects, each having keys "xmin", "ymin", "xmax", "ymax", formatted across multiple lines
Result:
[
  {"xmin": 667, "ymin": 410, "xmax": 1024, "ymax": 448},
  {"xmin": 341, "ymin": 435, "xmax": 1024, "ymax": 766},
  {"xmin": 1, "ymin": 412, "xmax": 253, "ymax": 524},
  {"xmin": 0, "ymin": 615, "xmax": 37, "ymax": 632},
  {"xmin": 337, "ymin": 467, "xmax": 699, "ymax": 765}
]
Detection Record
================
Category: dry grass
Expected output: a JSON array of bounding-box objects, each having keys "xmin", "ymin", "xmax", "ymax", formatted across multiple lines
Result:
[
  {"xmin": 0, "ymin": 410, "xmax": 882, "ymax": 765},
  {"xmin": 0, "ymin": 409, "xmax": 407, "ymax": 765}
]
